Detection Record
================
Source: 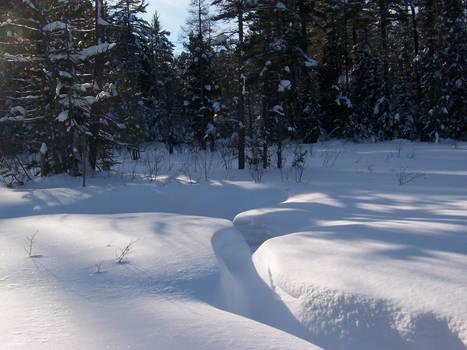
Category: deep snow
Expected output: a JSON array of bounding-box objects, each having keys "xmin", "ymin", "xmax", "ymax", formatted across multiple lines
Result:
[{"xmin": 1, "ymin": 140, "xmax": 466, "ymax": 349}]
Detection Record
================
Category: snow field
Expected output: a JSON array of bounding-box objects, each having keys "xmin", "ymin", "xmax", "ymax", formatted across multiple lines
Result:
[
  {"xmin": 1, "ymin": 140, "xmax": 466, "ymax": 349},
  {"xmin": 235, "ymin": 141, "xmax": 467, "ymax": 349},
  {"xmin": 0, "ymin": 213, "xmax": 318, "ymax": 349}
]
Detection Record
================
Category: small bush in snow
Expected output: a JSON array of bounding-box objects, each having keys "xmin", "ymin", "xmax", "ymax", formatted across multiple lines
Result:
[
  {"xmin": 180, "ymin": 147, "xmax": 200, "ymax": 184},
  {"xmin": 95, "ymin": 261, "xmax": 105, "ymax": 273},
  {"xmin": 321, "ymin": 148, "xmax": 342, "ymax": 167},
  {"xmin": 395, "ymin": 143, "xmax": 402, "ymax": 158},
  {"xmin": 291, "ymin": 145, "xmax": 308, "ymax": 183},
  {"xmin": 201, "ymin": 151, "xmax": 215, "ymax": 181},
  {"xmin": 218, "ymin": 140, "xmax": 235, "ymax": 179},
  {"xmin": 407, "ymin": 149, "xmax": 416, "ymax": 160},
  {"xmin": 395, "ymin": 166, "xmax": 424, "ymax": 185},
  {"xmin": 24, "ymin": 231, "xmax": 38, "ymax": 257},
  {"xmin": 144, "ymin": 150, "xmax": 165, "ymax": 181},
  {"xmin": 247, "ymin": 144, "xmax": 264, "ymax": 183},
  {"xmin": 115, "ymin": 240, "xmax": 137, "ymax": 264},
  {"xmin": 129, "ymin": 161, "xmax": 138, "ymax": 181}
]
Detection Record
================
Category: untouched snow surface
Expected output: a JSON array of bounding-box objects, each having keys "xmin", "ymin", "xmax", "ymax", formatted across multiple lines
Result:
[
  {"xmin": 1, "ymin": 140, "xmax": 466, "ymax": 349},
  {"xmin": 236, "ymin": 141, "xmax": 467, "ymax": 349},
  {"xmin": 0, "ymin": 213, "xmax": 316, "ymax": 349}
]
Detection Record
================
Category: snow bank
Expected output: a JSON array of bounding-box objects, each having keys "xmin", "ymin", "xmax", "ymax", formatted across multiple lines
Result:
[
  {"xmin": 234, "ymin": 142, "xmax": 467, "ymax": 349},
  {"xmin": 253, "ymin": 233, "xmax": 467, "ymax": 350},
  {"xmin": 0, "ymin": 212, "xmax": 318, "ymax": 349}
]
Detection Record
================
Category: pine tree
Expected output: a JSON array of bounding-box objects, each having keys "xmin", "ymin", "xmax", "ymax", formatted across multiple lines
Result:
[
  {"xmin": 146, "ymin": 12, "xmax": 179, "ymax": 153},
  {"xmin": 211, "ymin": 0, "xmax": 256, "ymax": 168},
  {"xmin": 181, "ymin": 0, "xmax": 218, "ymax": 151},
  {"xmin": 108, "ymin": 0, "xmax": 149, "ymax": 158},
  {"xmin": 1, "ymin": 0, "xmax": 117, "ymax": 179},
  {"xmin": 438, "ymin": 0, "xmax": 466, "ymax": 139},
  {"xmin": 246, "ymin": 0, "xmax": 320, "ymax": 166}
]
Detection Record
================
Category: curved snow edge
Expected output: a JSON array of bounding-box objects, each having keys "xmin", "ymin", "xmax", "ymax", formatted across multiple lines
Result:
[
  {"xmin": 210, "ymin": 227, "xmax": 322, "ymax": 349},
  {"xmin": 253, "ymin": 249, "xmax": 467, "ymax": 350}
]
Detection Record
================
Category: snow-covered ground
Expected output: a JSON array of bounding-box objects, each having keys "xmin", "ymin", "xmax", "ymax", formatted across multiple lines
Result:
[{"xmin": 1, "ymin": 140, "xmax": 466, "ymax": 349}]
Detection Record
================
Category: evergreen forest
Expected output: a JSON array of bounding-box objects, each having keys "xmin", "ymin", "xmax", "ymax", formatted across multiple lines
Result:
[{"xmin": 1, "ymin": 0, "xmax": 465, "ymax": 181}]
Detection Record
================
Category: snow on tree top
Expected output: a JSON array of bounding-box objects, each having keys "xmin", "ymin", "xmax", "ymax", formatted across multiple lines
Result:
[{"xmin": 78, "ymin": 43, "xmax": 117, "ymax": 61}]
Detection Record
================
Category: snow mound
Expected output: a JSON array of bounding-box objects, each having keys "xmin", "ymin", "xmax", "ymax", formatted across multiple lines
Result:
[
  {"xmin": 234, "ymin": 141, "xmax": 467, "ymax": 350},
  {"xmin": 253, "ymin": 234, "xmax": 467, "ymax": 350},
  {"xmin": 0, "ymin": 213, "xmax": 319, "ymax": 349},
  {"xmin": 235, "ymin": 142, "xmax": 467, "ymax": 349}
]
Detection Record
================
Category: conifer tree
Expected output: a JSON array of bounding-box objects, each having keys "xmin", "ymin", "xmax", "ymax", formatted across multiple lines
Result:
[
  {"xmin": 182, "ymin": 0, "xmax": 218, "ymax": 151},
  {"xmin": 108, "ymin": 0, "xmax": 149, "ymax": 158},
  {"xmin": 146, "ymin": 12, "xmax": 179, "ymax": 153},
  {"xmin": 211, "ymin": 0, "xmax": 256, "ymax": 168},
  {"xmin": 1, "ymin": 0, "xmax": 116, "ymax": 179}
]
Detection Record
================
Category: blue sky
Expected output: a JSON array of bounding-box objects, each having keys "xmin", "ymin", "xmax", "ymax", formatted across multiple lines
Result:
[{"xmin": 144, "ymin": 0, "xmax": 190, "ymax": 52}]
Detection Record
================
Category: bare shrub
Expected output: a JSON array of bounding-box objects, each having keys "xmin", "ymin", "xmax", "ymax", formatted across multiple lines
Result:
[
  {"xmin": 395, "ymin": 166, "xmax": 424, "ymax": 185},
  {"xmin": 24, "ymin": 231, "xmax": 38, "ymax": 257},
  {"xmin": 291, "ymin": 144, "xmax": 308, "ymax": 183},
  {"xmin": 201, "ymin": 151, "xmax": 215, "ymax": 181},
  {"xmin": 144, "ymin": 149, "xmax": 165, "ymax": 181},
  {"xmin": 218, "ymin": 140, "xmax": 236, "ymax": 179},
  {"xmin": 407, "ymin": 149, "xmax": 416, "ymax": 160},
  {"xmin": 180, "ymin": 151, "xmax": 196, "ymax": 184},
  {"xmin": 115, "ymin": 240, "xmax": 137, "ymax": 264},
  {"xmin": 247, "ymin": 144, "xmax": 264, "ymax": 183},
  {"xmin": 129, "ymin": 160, "xmax": 138, "ymax": 181},
  {"xmin": 321, "ymin": 149, "xmax": 342, "ymax": 167},
  {"xmin": 95, "ymin": 261, "xmax": 105, "ymax": 273}
]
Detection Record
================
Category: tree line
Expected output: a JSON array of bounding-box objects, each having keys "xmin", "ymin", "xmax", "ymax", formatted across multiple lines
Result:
[{"xmin": 0, "ymin": 0, "xmax": 465, "ymax": 182}]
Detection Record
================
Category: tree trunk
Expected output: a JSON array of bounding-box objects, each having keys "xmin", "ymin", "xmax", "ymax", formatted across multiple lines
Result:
[
  {"xmin": 82, "ymin": 134, "xmax": 87, "ymax": 187},
  {"xmin": 89, "ymin": 0, "xmax": 105, "ymax": 171},
  {"xmin": 276, "ymin": 141, "xmax": 282, "ymax": 169}
]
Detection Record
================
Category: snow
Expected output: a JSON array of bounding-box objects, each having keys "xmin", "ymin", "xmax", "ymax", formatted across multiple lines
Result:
[
  {"xmin": 236, "ymin": 142, "xmax": 467, "ymax": 349},
  {"xmin": 42, "ymin": 21, "xmax": 66, "ymax": 32},
  {"xmin": 278, "ymin": 79, "xmax": 292, "ymax": 92},
  {"xmin": 59, "ymin": 71, "xmax": 72, "ymax": 79},
  {"xmin": 305, "ymin": 58, "xmax": 319, "ymax": 68},
  {"xmin": 10, "ymin": 106, "xmax": 26, "ymax": 116},
  {"xmin": 49, "ymin": 53, "xmax": 67, "ymax": 62},
  {"xmin": 40, "ymin": 143, "xmax": 47, "ymax": 154},
  {"xmin": 78, "ymin": 42, "xmax": 116, "ymax": 61},
  {"xmin": 336, "ymin": 93, "xmax": 352, "ymax": 108},
  {"xmin": 22, "ymin": 0, "xmax": 36, "ymax": 10},
  {"xmin": 374, "ymin": 96, "xmax": 385, "ymax": 115},
  {"xmin": 1, "ymin": 141, "xmax": 466, "ymax": 349},
  {"xmin": 0, "ymin": 115, "xmax": 24, "ymax": 122},
  {"xmin": 276, "ymin": 2, "xmax": 287, "ymax": 10},
  {"xmin": 272, "ymin": 105, "xmax": 285, "ymax": 116},
  {"xmin": 97, "ymin": 18, "xmax": 111, "ymax": 26},
  {"xmin": 57, "ymin": 110, "xmax": 68, "ymax": 122}
]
